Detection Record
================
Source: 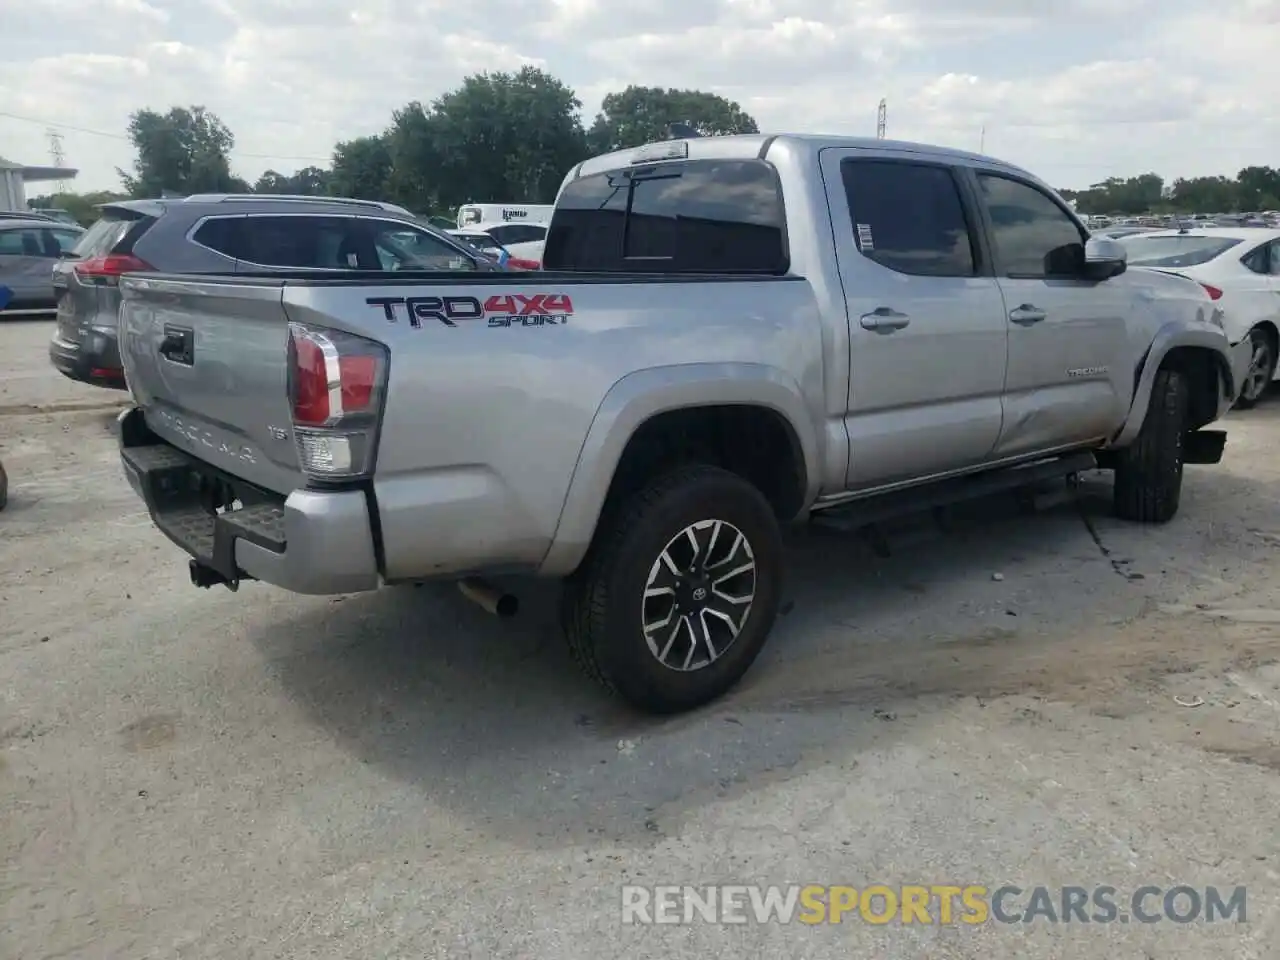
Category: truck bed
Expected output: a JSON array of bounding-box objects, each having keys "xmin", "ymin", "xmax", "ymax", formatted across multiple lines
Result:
[{"xmin": 116, "ymin": 267, "xmax": 825, "ymax": 582}]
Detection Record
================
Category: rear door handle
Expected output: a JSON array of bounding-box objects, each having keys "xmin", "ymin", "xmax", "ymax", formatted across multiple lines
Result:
[
  {"xmin": 860, "ymin": 307, "xmax": 910, "ymax": 332},
  {"xmin": 1009, "ymin": 304, "xmax": 1047, "ymax": 325}
]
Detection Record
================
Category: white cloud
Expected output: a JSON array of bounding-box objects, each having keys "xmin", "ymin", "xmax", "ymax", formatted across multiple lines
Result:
[{"xmin": 0, "ymin": 0, "xmax": 1275, "ymax": 194}]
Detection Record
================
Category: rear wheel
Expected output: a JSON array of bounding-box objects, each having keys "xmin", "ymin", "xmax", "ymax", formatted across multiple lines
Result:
[
  {"xmin": 1233, "ymin": 326, "xmax": 1276, "ymax": 410},
  {"xmin": 1112, "ymin": 368, "xmax": 1188, "ymax": 523},
  {"xmin": 562, "ymin": 464, "xmax": 784, "ymax": 714}
]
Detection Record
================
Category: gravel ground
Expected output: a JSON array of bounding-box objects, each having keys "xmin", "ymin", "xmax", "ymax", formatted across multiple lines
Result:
[{"xmin": 2, "ymin": 317, "xmax": 1279, "ymax": 959}]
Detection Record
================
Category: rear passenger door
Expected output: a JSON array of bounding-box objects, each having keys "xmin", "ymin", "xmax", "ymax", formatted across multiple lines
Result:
[
  {"xmin": 969, "ymin": 171, "xmax": 1130, "ymax": 456},
  {"xmin": 822, "ymin": 150, "xmax": 1009, "ymax": 489}
]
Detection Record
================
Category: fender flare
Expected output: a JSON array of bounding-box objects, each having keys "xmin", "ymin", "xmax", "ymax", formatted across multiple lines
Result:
[
  {"xmin": 1111, "ymin": 322, "xmax": 1235, "ymax": 447},
  {"xmin": 537, "ymin": 362, "xmax": 821, "ymax": 576}
]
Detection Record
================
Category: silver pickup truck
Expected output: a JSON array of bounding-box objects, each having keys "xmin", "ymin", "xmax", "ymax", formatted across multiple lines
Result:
[{"xmin": 115, "ymin": 133, "xmax": 1252, "ymax": 713}]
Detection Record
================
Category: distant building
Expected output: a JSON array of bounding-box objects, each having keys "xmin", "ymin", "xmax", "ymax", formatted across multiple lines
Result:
[{"xmin": 0, "ymin": 156, "xmax": 79, "ymax": 213}]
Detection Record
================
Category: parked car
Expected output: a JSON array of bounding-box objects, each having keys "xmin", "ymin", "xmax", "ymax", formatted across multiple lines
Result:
[
  {"xmin": 0, "ymin": 218, "xmax": 83, "ymax": 318},
  {"xmin": 1117, "ymin": 227, "xmax": 1280, "ymax": 408},
  {"xmin": 49, "ymin": 193, "xmax": 502, "ymax": 389},
  {"xmin": 449, "ymin": 220, "xmax": 546, "ymax": 265},
  {"xmin": 448, "ymin": 229, "xmax": 541, "ymax": 269},
  {"xmin": 115, "ymin": 133, "xmax": 1249, "ymax": 713}
]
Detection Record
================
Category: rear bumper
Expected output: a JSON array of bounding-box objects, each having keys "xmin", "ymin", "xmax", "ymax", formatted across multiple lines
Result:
[
  {"xmin": 49, "ymin": 329, "xmax": 127, "ymax": 390},
  {"xmin": 118, "ymin": 407, "xmax": 380, "ymax": 595}
]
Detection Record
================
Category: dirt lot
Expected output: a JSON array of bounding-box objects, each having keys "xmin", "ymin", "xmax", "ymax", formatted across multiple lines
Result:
[{"xmin": 3, "ymin": 317, "xmax": 1280, "ymax": 959}]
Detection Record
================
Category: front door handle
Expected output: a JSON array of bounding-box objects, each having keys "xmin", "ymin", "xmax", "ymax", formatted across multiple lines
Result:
[
  {"xmin": 1009, "ymin": 304, "xmax": 1047, "ymax": 325},
  {"xmin": 860, "ymin": 307, "xmax": 910, "ymax": 332}
]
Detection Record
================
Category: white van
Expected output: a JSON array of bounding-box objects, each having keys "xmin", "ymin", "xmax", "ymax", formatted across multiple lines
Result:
[{"xmin": 455, "ymin": 203, "xmax": 554, "ymax": 229}]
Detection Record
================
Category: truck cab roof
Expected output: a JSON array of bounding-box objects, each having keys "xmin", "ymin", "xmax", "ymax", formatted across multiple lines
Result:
[{"xmin": 569, "ymin": 132, "xmax": 1034, "ymax": 184}]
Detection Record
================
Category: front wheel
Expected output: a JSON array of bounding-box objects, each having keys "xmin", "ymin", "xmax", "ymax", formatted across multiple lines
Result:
[
  {"xmin": 1234, "ymin": 326, "xmax": 1276, "ymax": 410},
  {"xmin": 1112, "ymin": 368, "xmax": 1188, "ymax": 524},
  {"xmin": 562, "ymin": 464, "xmax": 784, "ymax": 714}
]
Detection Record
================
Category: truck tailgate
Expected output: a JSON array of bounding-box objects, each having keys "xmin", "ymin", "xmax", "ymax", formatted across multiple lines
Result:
[{"xmin": 118, "ymin": 276, "xmax": 304, "ymax": 494}]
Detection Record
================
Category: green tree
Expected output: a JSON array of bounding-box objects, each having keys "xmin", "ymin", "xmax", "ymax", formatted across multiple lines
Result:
[
  {"xmin": 118, "ymin": 105, "xmax": 238, "ymax": 197},
  {"xmin": 1235, "ymin": 166, "xmax": 1280, "ymax": 210},
  {"xmin": 587, "ymin": 86, "xmax": 758, "ymax": 153},
  {"xmin": 383, "ymin": 102, "xmax": 441, "ymax": 212},
  {"xmin": 328, "ymin": 135, "xmax": 393, "ymax": 200},
  {"xmin": 253, "ymin": 166, "xmax": 329, "ymax": 194},
  {"xmin": 421, "ymin": 67, "xmax": 588, "ymax": 209},
  {"xmin": 1169, "ymin": 175, "xmax": 1240, "ymax": 213}
]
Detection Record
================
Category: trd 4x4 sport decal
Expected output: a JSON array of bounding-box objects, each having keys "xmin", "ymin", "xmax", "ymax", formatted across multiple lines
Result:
[{"xmin": 366, "ymin": 293, "xmax": 574, "ymax": 328}]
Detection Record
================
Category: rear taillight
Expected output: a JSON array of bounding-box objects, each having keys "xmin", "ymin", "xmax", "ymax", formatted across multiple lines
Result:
[
  {"xmin": 287, "ymin": 322, "xmax": 388, "ymax": 480},
  {"xmin": 1200, "ymin": 283, "xmax": 1223, "ymax": 300},
  {"xmin": 74, "ymin": 253, "xmax": 152, "ymax": 284},
  {"xmin": 507, "ymin": 257, "xmax": 541, "ymax": 270}
]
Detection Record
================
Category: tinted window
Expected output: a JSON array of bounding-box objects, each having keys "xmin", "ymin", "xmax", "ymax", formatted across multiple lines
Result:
[
  {"xmin": 1270, "ymin": 241, "xmax": 1280, "ymax": 276},
  {"xmin": 233, "ymin": 216, "xmax": 476, "ymax": 271},
  {"xmin": 543, "ymin": 159, "xmax": 787, "ymax": 273},
  {"xmin": 1119, "ymin": 235, "xmax": 1243, "ymax": 268},
  {"xmin": 840, "ymin": 160, "xmax": 976, "ymax": 277},
  {"xmin": 192, "ymin": 217, "xmax": 241, "ymax": 258},
  {"xmin": 490, "ymin": 223, "xmax": 544, "ymax": 245},
  {"xmin": 977, "ymin": 174, "xmax": 1085, "ymax": 278}
]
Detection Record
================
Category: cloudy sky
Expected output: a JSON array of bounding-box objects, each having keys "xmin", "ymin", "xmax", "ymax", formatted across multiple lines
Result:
[{"xmin": 1, "ymin": 0, "xmax": 1277, "ymax": 194}]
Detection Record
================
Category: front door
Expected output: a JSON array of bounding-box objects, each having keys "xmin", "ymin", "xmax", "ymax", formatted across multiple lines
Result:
[
  {"xmin": 821, "ymin": 149, "xmax": 1009, "ymax": 489},
  {"xmin": 970, "ymin": 170, "xmax": 1130, "ymax": 457}
]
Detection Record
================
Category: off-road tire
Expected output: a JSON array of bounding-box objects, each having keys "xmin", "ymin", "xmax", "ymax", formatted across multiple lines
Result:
[
  {"xmin": 1232, "ymin": 325, "xmax": 1276, "ymax": 410},
  {"xmin": 561, "ymin": 464, "xmax": 784, "ymax": 714},
  {"xmin": 1112, "ymin": 368, "xmax": 1188, "ymax": 524}
]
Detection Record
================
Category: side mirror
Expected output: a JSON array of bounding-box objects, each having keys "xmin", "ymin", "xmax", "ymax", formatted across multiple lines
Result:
[{"xmin": 1082, "ymin": 237, "xmax": 1127, "ymax": 280}]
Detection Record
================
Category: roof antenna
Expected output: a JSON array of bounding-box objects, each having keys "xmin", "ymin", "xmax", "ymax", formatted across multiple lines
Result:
[{"xmin": 666, "ymin": 122, "xmax": 702, "ymax": 140}]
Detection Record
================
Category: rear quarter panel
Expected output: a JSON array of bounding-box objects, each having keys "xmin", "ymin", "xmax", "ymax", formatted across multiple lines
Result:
[{"xmin": 280, "ymin": 276, "xmax": 826, "ymax": 579}]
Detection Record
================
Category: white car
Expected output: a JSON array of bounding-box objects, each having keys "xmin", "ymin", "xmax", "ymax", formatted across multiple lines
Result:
[
  {"xmin": 448, "ymin": 220, "xmax": 546, "ymax": 264},
  {"xmin": 1120, "ymin": 227, "xmax": 1280, "ymax": 408}
]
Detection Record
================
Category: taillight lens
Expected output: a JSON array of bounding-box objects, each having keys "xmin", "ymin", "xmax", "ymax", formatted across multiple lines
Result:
[
  {"xmin": 1200, "ymin": 283, "xmax": 1223, "ymax": 301},
  {"xmin": 287, "ymin": 322, "xmax": 388, "ymax": 479},
  {"xmin": 74, "ymin": 253, "xmax": 152, "ymax": 285},
  {"xmin": 507, "ymin": 257, "xmax": 541, "ymax": 270}
]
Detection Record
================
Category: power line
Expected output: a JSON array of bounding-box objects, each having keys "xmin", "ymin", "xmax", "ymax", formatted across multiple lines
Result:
[{"xmin": 0, "ymin": 109, "xmax": 330, "ymax": 163}]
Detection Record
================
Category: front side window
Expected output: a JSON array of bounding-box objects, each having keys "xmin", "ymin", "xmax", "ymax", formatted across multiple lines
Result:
[
  {"xmin": 544, "ymin": 158, "xmax": 788, "ymax": 273},
  {"xmin": 368, "ymin": 222, "xmax": 476, "ymax": 271},
  {"xmin": 978, "ymin": 174, "xmax": 1086, "ymax": 278},
  {"xmin": 840, "ymin": 159, "xmax": 976, "ymax": 277}
]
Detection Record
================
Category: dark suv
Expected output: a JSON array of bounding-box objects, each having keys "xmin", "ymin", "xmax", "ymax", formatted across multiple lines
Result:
[{"xmin": 49, "ymin": 194, "xmax": 497, "ymax": 389}]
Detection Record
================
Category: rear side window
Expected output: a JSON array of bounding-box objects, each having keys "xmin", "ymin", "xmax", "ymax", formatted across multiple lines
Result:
[
  {"xmin": 235, "ymin": 216, "xmax": 357, "ymax": 268},
  {"xmin": 192, "ymin": 217, "xmax": 241, "ymax": 259},
  {"xmin": 840, "ymin": 160, "xmax": 976, "ymax": 277},
  {"xmin": 543, "ymin": 159, "xmax": 788, "ymax": 274},
  {"xmin": 844, "ymin": 161, "xmax": 972, "ymax": 277},
  {"xmin": 71, "ymin": 215, "xmax": 133, "ymax": 258}
]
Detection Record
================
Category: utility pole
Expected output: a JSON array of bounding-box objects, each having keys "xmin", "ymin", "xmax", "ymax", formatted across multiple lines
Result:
[
  {"xmin": 46, "ymin": 129, "xmax": 67, "ymax": 194},
  {"xmin": 979, "ymin": 125, "xmax": 986, "ymax": 153},
  {"xmin": 876, "ymin": 99, "xmax": 887, "ymax": 139}
]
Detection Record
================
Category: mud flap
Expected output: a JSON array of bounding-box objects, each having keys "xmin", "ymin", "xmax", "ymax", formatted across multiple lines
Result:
[{"xmin": 1184, "ymin": 429, "xmax": 1227, "ymax": 465}]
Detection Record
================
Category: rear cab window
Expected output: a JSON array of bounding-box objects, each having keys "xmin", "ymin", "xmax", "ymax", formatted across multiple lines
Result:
[{"xmin": 543, "ymin": 158, "xmax": 789, "ymax": 273}]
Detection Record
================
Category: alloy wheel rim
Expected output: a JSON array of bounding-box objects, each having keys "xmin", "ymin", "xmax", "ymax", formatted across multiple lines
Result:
[
  {"xmin": 641, "ymin": 519, "xmax": 757, "ymax": 672},
  {"xmin": 1246, "ymin": 340, "xmax": 1272, "ymax": 400}
]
